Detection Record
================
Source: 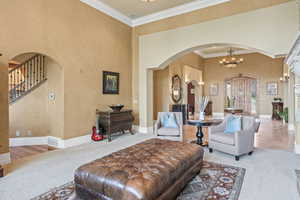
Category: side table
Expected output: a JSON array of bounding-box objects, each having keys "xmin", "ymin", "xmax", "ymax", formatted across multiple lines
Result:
[{"xmin": 188, "ymin": 119, "xmax": 222, "ymax": 146}]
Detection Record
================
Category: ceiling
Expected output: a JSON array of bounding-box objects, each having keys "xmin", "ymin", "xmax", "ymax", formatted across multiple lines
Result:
[
  {"xmin": 98, "ymin": 0, "xmax": 196, "ymax": 18},
  {"xmin": 80, "ymin": 0, "xmax": 230, "ymax": 26},
  {"xmin": 194, "ymin": 46, "xmax": 254, "ymax": 58}
]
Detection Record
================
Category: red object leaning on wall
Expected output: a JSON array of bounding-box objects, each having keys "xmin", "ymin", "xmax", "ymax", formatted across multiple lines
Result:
[{"xmin": 91, "ymin": 126, "xmax": 104, "ymax": 141}]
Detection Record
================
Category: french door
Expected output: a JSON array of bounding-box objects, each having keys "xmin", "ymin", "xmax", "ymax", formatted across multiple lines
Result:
[{"xmin": 225, "ymin": 76, "xmax": 257, "ymax": 114}]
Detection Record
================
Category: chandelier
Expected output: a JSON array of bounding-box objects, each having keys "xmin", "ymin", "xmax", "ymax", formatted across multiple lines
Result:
[{"xmin": 219, "ymin": 48, "xmax": 244, "ymax": 68}]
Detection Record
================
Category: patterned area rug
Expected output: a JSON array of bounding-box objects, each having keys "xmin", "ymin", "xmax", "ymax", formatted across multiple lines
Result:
[{"xmin": 31, "ymin": 161, "xmax": 245, "ymax": 200}]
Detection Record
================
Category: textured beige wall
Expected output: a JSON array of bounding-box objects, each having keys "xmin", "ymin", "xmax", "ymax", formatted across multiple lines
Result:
[
  {"xmin": 9, "ymin": 84, "xmax": 48, "ymax": 137},
  {"xmin": 46, "ymin": 57, "xmax": 64, "ymax": 138},
  {"xmin": 153, "ymin": 53, "xmax": 204, "ymax": 119},
  {"xmin": 203, "ymin": 53, "xmax": 284, "ymax": 115},
  {"xmin": 0, "ymin": 0, "xmax": 132, "ymax": 154}
]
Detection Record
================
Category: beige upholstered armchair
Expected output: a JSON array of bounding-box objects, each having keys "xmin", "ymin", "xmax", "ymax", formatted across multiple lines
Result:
[
  {"xmin": 208, "ymin": 115, "xmax": 260, "ymax": 161},
  {"xmin": 154, "ymin": 112, "xmax": 183, "ymax": 141}
]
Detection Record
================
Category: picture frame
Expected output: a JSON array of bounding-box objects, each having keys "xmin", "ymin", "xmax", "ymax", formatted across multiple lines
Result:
[
  {"xmin": 266, "ymin": 82, "xmax": 278, "ymax": 96},
  {"xmin": 209, "ymin": 83, "xmax": 219, "ymax": 96},
  {"xmin": 103, "ymin": 71, "xmax": 119, "ymax": 94}
]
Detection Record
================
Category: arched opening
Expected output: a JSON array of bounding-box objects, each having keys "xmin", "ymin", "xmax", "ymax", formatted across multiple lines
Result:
[
  {"xmin": 150, "ymin": 43, "xmax": 292, "ymax": 150},
  {"xmin": 156, "ymin": 43, "xmax": 274, "ymax": 70},
  {"xmin": 8, "ymin": 52, "xmax": 64, "ymax": 161}
]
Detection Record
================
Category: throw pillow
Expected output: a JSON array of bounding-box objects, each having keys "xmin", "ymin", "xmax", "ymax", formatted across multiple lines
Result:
[
  {"xmin": 160, "ymin": 113, "xmax": 169, "ymax": 126},
  {"xmin": 224, "ymin": 115, "xmax": 241, "ymax": 134},
  {"xmin": 161, "ymin": 113, "xmax": 179, "ymax": 128}
]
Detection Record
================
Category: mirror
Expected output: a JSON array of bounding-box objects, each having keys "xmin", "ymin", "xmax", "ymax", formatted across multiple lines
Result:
[{"xmin": 171, "ymin": 75, "xmax": 182, "ymax": 103}]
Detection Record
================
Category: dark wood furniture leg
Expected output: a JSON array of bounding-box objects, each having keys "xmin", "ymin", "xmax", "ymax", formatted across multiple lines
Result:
[
  {"xmin": 196, "ymin": 126, "xmax": 204, "ymax": 146},
  {"xmin": 0, "ymin": 165, "xmax": 3, "ymax": 177},
  {"xmin": 196, "ymin": 126, "xmax": 208, "ymax": 147},
  {"xmin": 108, "ymin": 127, "xmax": 112, "ymax": 142},
  {"xmin": 129, "ymin": 128, "xmax": 134, "ymax": 135}
]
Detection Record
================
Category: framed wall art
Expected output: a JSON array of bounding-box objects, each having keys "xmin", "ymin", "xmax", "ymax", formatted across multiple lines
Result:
[
  {"xmin": 209, "ymin": 83, "xmax": 219, "ymax": 96},
  {"xmin": 266, "ymin": 82, "xmax": 278, "ymax": 96},
  {"xmin": 103, "ymin": 71, "xmax": 119, "ymax": 94}
]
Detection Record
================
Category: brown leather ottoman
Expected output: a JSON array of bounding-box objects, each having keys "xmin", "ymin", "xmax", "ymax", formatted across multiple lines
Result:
[{"xmin": 73, "ymin": 139, "xmax": 203, "ymax": 200}]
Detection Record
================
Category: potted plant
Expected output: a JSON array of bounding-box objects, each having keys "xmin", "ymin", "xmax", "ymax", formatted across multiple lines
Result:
[{"xmin": 278, "ymin": 107, "xmax": 288, "ymax": 124}]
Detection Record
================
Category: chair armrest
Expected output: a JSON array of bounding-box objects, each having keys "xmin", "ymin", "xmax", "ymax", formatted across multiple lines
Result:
[
  {"xmin": 210, "ymin": 122, "xmax": 226, "ymax": 134},
  {"xmin": 154, "ymin": 120, "xmax": 161, "ymax": 134},
  {"xmin": 179, "ymin": 124, "xmax": 183, "ymax": 135}
]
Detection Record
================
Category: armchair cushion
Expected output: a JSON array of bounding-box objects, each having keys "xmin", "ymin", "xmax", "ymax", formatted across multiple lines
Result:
[
  {"xmin": 224, "ymin": 115, "xmax": 242, "ymax": 134},
  {"xmin": 211, "ymin": 132, "xmax": 235, "ymax": 145}
]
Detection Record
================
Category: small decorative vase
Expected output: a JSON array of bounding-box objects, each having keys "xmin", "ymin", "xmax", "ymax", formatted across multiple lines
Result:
[{"xmin": 199, "ymin": 112, "xmax": 205, "ymax": 120}]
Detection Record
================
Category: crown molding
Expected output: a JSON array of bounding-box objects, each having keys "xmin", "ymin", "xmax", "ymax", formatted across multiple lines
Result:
[
  {"xmin": 131, "ymin": 0, "xmax": 231, "ymax": 27},
  {"xmin": 80, "ymin": 0, "xmax": 132, "ymax": 26},
  {"xmin": 80, "ymin": 0, "xmax": 231, "ymax": 27},
  {"xmin": 194, "ymin": 49, "xmax": 255, "ymax": 59}
]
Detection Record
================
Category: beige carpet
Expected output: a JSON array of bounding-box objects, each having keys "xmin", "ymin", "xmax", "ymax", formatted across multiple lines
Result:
[{"xmin": 1, "ymin": 133, "xmax": 300, "ymax": 200}]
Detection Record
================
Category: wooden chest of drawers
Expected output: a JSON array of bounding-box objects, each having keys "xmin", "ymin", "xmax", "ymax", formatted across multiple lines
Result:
[{"xmin": 96, "ymin": 109, "xmax": 134, "ymax": 142}]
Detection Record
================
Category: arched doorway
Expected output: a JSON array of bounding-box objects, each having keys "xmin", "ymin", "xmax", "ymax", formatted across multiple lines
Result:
[
  {"xmin": 142, "ymin": 43, "xmax": 276, "ymax": 129},
  {"xmin": 8, "ymin": 52, "xmax": 63, "ymax": 161}
]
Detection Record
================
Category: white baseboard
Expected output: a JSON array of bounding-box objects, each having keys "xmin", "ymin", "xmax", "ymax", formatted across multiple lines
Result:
[
  {"xmin": 288, "ymin": 123, "xmax": 295, "ymax": 131},
  {"xmin": 138, "ymin": 126, "xmax": 153, "ymax": 134},
  {"xmin": 295, "ymin": 144, "xmax": 300, "ymax": 154},
  {"xmin": 10, "ymin": 134, "xmax": 92, "ymax": 149},
  {"xmin": 0, "ymin": 152, "xmax": 11, "ymax": 165},
  {"xmin": 259, "ymin": 115, "xmax": 272, "ymax": 119},
  {"xmin": 10, "ymin": 137, "xmax": 48, "ymax": 146}
]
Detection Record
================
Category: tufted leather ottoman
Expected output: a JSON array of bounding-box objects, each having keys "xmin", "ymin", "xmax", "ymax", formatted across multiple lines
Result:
[{"xmin": 73, "ymin": 138, "xmax": 203, "ymax": 200}]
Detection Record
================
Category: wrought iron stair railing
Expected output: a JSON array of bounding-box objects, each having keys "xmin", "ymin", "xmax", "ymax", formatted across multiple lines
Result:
[{"xmin": 9, "ymin": 54, "xmax": 46, "ymax": 103}]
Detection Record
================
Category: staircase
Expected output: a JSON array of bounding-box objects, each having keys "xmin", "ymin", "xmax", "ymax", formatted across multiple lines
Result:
[{"xmin": 9, "ymin": 54, "xmax": 47, "ymax": 103}]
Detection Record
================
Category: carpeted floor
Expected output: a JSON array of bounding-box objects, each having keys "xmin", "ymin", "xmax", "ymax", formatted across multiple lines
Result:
[
  {"xmin": 31, "ymin": 161, "xmax": 245, "ymax": 200},
  {"xmin": 1, "ymin": 133, "xmax": 300, "ymax": 200},
  {"xmin": 296, "ymin": 170, "xmax": 300, "ymax": 196}
]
